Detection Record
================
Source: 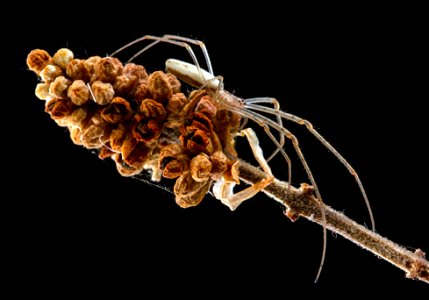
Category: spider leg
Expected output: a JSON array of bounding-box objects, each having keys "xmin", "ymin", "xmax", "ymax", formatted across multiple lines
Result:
[
  {"xmin": 110, "ymin": 35, "xmax": 213, "ymax": 86},
  {"xmin": 223, "ymin": 104, "xmax": 327, "ymax": 283},
  {"xmin": 213, "ymin": 128, "xmax": 273, "ymax": 211},
  {"xmin": 163, "ymin": 35, "xmax": 214, "ymax": 75},
  {"xmin": 244, "ymin": 97, "xmax": 285, "ymax": 162},
  {"xmin": 244, "ymin": 103, "xmax": 375, "ymax": 231}
]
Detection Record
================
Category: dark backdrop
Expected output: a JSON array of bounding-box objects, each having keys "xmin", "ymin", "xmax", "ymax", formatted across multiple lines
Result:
[{"xmin": 7, "ymin": 2, "xmax": 428, "ymax": 296}]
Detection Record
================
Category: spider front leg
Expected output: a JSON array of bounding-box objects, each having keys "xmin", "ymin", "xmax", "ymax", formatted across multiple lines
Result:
[{"xmin": 213, "ymin": 128, "xmax": 274, "ymax": 211}]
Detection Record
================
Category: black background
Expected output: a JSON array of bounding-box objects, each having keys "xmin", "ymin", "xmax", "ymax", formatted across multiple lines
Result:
[{"xmin": 6, "ymin": 2, "xmax": 428, "ymax": 296}]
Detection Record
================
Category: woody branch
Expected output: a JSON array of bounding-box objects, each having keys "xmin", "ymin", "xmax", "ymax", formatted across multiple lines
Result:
[{"xmin": 237, "ymin": 160, "xmax": 429, "ymax": 284}]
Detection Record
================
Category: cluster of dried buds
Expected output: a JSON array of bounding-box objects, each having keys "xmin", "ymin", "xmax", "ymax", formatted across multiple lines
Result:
[{"xmin": 27, "ymin": 48, "xmax": 242, "ymax": 208}]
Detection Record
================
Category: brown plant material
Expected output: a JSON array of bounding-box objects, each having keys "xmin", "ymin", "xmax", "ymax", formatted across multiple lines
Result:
[
  {"xmin": 148, "ymin": 71, "xmax": 173, "ymax": 101},
  {"xmin": 99, "ymin": 145, "xmax": 114, "ymax": 159},
  {"xmin": 121, "ymin": 136, "xmax": 150, "ymax": 169},
  {"xmin": 52, "ymin": 48, "xmax": 74, "ymax": 70},
  {"xmin": 139, "ymin": 99, "xmax": 166, "ymax": 119},
  {"xmin": 114, "ymin": 74, "xmax": 139, "ymax": 95},
  {"xmin": 159, "ymin": 144, "xmax": 188, "ymax": 179},
  {"xmin": 123, "ymin": 63, "xmax": 148, "ymax": 80},
  {"xmin": 68, "ymin": 80, "xmax": 90, "ymax": 106},
  {"xmin": 70, "ymin": 108, "xmax": 90, "ymax": 129},
  {"xmin": 210, "ymin": 151, "xmax": 228, "ymax": 177},
  {"xmin": 179, "ymin": 90, "xmax": 207, "ymax": 118},
  {"xmin": 166, "ymin": 73, "xmax": 181, "ymax": 94},
  {"xmin": 69, "ymin": 127, "xmax": 83, "ymax": 145},
  {"xmin": 49, "ymin": 76, "xmax": 71, "ymax": 99},
  {"xmin": 40, "ymin": 64, "xmax": 63, "ymax": 83},
  {"xmin": 27, "ymin": 49, "xmax": 51, "ymax": 74},
  {"xmin": 132, "ymin": 116, "xmax": 163, "ymax": 143},
  {"xmin": 45, "ymin": 99, "xmax": 75, "ymax": 119},
  {"xmin": 195, "ymin": 95, "xmax": 217, "ymax": 118},
  {"xmin": 101, "ymin": 97, "xmax": 132, "ymax": 124},
  {"xmin": 91, "ymin": 81, "xmax": 115, "ymax": 105},
  {"xmin": 174, "ymin": 171, "xmax": 212, "ymax": 208},
  {"xmin": 167, "ymin": 93, "xmax": 188, "ymax": 114},
  {"xmin": 214, "ymin": 108, "xmax": 240, "ymax": 157},
  {"xmin": 35, "ymin": 83, "xmax": 52, "ymax": 101},
  {"xmin": 66, "ymin": 59, "xmax": 91, "ymax": 82},
  {"xmin": 94, "ymin": 57, "xmax": 123, "ymax": 83},
  {"xmin": 80, "ymin": 123, "xmax": 105, "ymax": 149},
  {"xmin": 109, "ymin": 123, "xmax": 129, "ymax": 152},
  {"xmin": 84, "ymin": 56, "xmax": 102, "ymax": 74},
  {"xmin": 111, "ymin": 153, "xmax": 144, "ymax": 177},
  {"xmin": 181, "ymin": 128, "xmax": 214, "ymax": 155},
  {"xmin": 134, "ymin": 80, "xmax": 150, "ymax": 105},
  {"xmin": 189, "ymin": 111, "xmax": 214, "ymax": 132},
  {"xmin": 190, "ymin": 153, "xmax": 212, "ymax": 182}
]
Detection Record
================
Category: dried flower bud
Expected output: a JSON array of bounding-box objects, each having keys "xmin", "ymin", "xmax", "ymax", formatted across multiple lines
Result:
[
  {"xmin": 69, "ymin": 107, "xmax": 89, "ymax": 128},
  {"xmin": 190, "ymin": 112, "xmax": 213, "ymax": 132},
  {"xmin": 132, "ymin": 116, "xmax": 163, "ymax": 143},
  {"xmin": 139, "ymin": 99, "xmax": 166, "ymax": 119},
  {"xmin": 27, "ymin": 49, "xmax": 51, "ymax": 74},
  {"xmin": 217, "ymin": 108, "xmax": 241, "ymax": 130},
  {"xmin": 114, "ymin": 74, "xmax": 138, "ymax": 95},
  {"xmin": 81, "ymin": 123, "xmax": 104, "ymax": 149},
  {"xmin": 190, "ymin": 153, "xmax": 212, "ymax": 182},
  {"xmin": 148, "ymin": 71, "xmax": 173, "ymax": 101},
  {"xmin": 134, "ymin": 80, "xmax": 150, "ymax": 105},
  {"xmin": 40, "ymin": 64, "xmax": 63, "ymax": 83},
  {"xmin": 49, "ymin": 76, "xmax": 71, "ymax": 99},
  {"xmin": 166, "ymin": 73, "xmax": 181, "ymax": 94},
  {"xmin": 159, "ymin": 144, "xmax": 188, "ymax": 179},
  {"xmin": 195, "ymin": 95, "xmax": 217, "ymax": 118},
  {"xmin": 52, "ymin": 48, "xmax": 74, "ymax": 69},
  {"xmin": 99, "ymin": 146, "xmax": 114, "ymax": 159},
  {"xmin": 174, "ymin": 171, "xmax": 211, "ymax": 208},
  {"xmin": 210, "ymin": 151, "xmax": 228, "ymax": 176},
  {"xmin": 90, "ymin": 110, "xmax": 104, "ymax": 126},
  {"xmin": 121, "ymin": 137, "xmax": 150, "ymax": 169},
  {"xmin": 123, "ymin": 63, "xmax": 148, "ymax": 80},
  {"xmin": 182, "ymin": 129, "xmax": 214, "ymax": 155},
  {"xmin": 91, "ymin": 81, "xmax": 115, "ymax": 105},
  {"xmin": 69, "ymin": 127, "xmax": 83, "ymax": 145},
  {"xmin": 180, "ymin": 90, "xmax": 207, "ymax": 117},
  {"xmin": 167, "ymin": 93, "xmax": 188, "ymax": 114},
  {"xmin": 67, "ymin": 80, "xmax": 90, "ymax": 106},
  {"xmin": 84, "ymin": 56, "xmax": 101, "ymax": 73},
  {"xmin": 159, "ymin": 144, "xmax": 184, "ymax": 161},
  {"xmin": 66, "ymin": 59, "xmax": 91, "ymax": 82},
  {"xmin": 94, "ymin": 57, "xmax": 123, "ymax": 83},
  {"xmin": 35, "ymin": 83, "xmax": 52, "ymax": 101},
  {"xmin": 111, "ymin": 153, "xmax": 144, "ymax": 177},
  {"xmin": 45, "ymin": 99, "xmax": 75, "ymax": 119},
  {"xmin": 101, "ymin": 97, "xmax": 132, "ymax": 124},
  {"xmin": 162, "ymin": 160, "xmax": 184, "ymax": 179},
  {"xmin": 109, "ymin": 123, "xmax": 128, "ymax": 152}
]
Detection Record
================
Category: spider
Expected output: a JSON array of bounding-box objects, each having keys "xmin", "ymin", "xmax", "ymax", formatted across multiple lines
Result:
[{"xmin": 110, "ymin": 34, "xmax": 376, "ymax": 281}]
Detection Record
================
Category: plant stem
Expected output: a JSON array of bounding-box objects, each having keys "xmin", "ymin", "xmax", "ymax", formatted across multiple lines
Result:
[{"xmin": 237, "ymin": 160, "xmax": 429, "ymax": 284}]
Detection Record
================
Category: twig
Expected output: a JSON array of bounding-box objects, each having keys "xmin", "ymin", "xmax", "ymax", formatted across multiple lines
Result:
[{"xmin": 237, "ymin": 160, "xmax": 429, "ymax": 284}]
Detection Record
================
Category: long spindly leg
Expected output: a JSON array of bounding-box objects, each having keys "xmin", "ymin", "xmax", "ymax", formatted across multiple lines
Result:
[
  {"xmin": 109, "ymin": 35, "xmax": 206, "ymax": 85},
  {"xmin": 163, "ymin": 35, "xmax": 214, "ymax": 75},
  {"xmin": 110, "ymin": 35, "xmax": 214, "ymax": 86},
  {"xmin": 213, "ymin": 128, "xmax": 274, "ymax": 211},
  {"xmin": 223, "ymin": 104, "xmax": 327, "ymax": 282},
  {"xmin": 244, "ymin": 97, "xmax": 285, "ymax": 162},
  {"xmin": 244, "ymin": 103, "xmax": 375, "ymax": 231}
]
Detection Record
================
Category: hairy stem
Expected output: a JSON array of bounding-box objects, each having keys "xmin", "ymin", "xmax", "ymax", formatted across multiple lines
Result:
[{"xmin": 237, "ymin": 160, "xmax": 429, "ymax": 284}]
